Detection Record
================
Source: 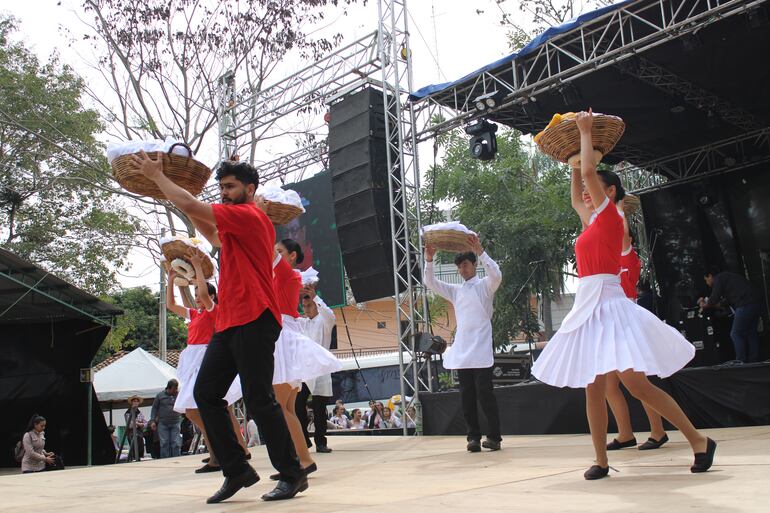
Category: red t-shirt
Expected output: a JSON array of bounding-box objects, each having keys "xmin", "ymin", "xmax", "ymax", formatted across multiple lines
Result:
[
  {"xmin": 619, "ymin": 248, "xmax": 642, "ymax": 299},
  {"xmin": 187, "ymin": 307, "xmax": 217, "ymax": 345},
  {"xmin": 211, "ymin": 202, "xmax": 282, "ymax": 332},
  {"xmin": 273, "ymin": 258, "xmax": 301, "ymax": 318},
  {"xmin": 575, "ymin": 197, "xmax": 624, "ymax": 277}
]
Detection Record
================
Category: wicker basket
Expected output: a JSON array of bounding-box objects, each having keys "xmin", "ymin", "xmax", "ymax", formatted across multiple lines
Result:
[
  {"xmin": 264, "ymin": 200, "xmax": 304, "ymax": 225},
  {"xmin": 111, "ymin": 143, "xmax": 212, "ymax": 200},
  {"xmin": 160, "ymin": 240, "xmax": 215, "ymax": 280},
  {"xmin": 423, "ymin": 229, "xmax": 473, "ymax": 253},
  {"xmin": 536, "ymin": 114, "xmax": 625, "ymax": 165}
]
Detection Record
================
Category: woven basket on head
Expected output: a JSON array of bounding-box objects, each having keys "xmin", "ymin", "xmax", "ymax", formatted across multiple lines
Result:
[
  {"xmin": 111, "ymin": 143, "xmax": 211, "ymax": 200},
  {"xmin": 536, "ymin": 114, "xmax": 625, "ymax": 165},
  {"xmin": 160, "ymin": 240, "xmax": 214, "ymax": 280},
  {"xmin": 623, "ymin": 194, "xmax": 641, "ymax": 217},
  {"xmin": 264, "ymin": 201, "xmax": 304, "ymax": 225},
  {"xmin": 423, "ymin": 230, "xmax": 473, "ymax": 253}
]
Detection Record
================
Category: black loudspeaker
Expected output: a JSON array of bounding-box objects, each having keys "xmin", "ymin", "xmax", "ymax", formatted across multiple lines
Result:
[
  {"xmin": 330, "ymin": 86, "xmax": 403, "ymax": 302},
  {"xmin": 678, "ymin": 308, "xmax": 722, "ymax": 367}
]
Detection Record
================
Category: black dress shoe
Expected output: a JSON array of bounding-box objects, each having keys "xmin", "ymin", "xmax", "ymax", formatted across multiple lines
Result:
[
  {"xmin": 467, "ymin": 440, "xmax": 481, "ymax": 453},
  {"xmin": 195, "ymin": 464, "xmax": 221, "ymax": 474},
  {"xmin": 583, "ymin": 465, "xmax": 610, "ymax": 480},
  {"xmin": 607, "ymin": 437, "xmax": 637, "ymax": 450},
  {"xmin": 691, "ymin": 438, "xmax": 717, "ymax": 473},
  {"xmin": 206, "ymin": 468, "xmax": 260, "ymax": 504},
  {"xmin": 482, "ymin": 438, "xmax": 501, "ymax": 451},
  {"xmin": 316, "ymin": 445, "xmax": 332, "ymax": 454},
  {"xmin": 261, "ymin": 475, "xmax": 309, "ymax": 501},
  {"xmin": 638, "ymin": 434, "xmax": 669, "ymax": 451},
  {"xmin": 271, "ymin": 462, "xmax": 318, "ymax": 481}
]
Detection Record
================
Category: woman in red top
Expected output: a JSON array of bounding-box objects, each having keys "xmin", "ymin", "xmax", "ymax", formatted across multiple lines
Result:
[
  {"xmin": 532, "ymin": 110, "xmax": 715, "ymax": 479},
  {"xmin": 166, "ymin": 252, "xmax": 247, "ymax": 473},
  {"xmin": 271, "ymin": 239, "xmax": 341, "ymax": 478},
  {"xmin": 605, "ymin": 215, "xmax": 668, "ymax": 452}
]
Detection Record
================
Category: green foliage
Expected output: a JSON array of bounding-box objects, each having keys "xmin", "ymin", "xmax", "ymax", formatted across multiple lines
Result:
[
  {"xmin": 95, "ymin": 286, "xmax": 188, "ymax": 363},
  {"xmin": 424, "ymin": 129, "xmax": 580, "ymax": 347},
  {"xmin": 0, "ymin": 16, "xmax": 138, "ymax": 295},
  {"xmin": 437, "ymin": 372, "xmax": 456, "ymax": 391}
]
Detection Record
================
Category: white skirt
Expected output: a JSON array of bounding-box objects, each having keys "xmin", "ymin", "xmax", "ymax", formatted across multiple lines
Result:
[
  {"xmin": 532, "ymin": 274, "xmax": 695, "ymax": 388},
  {"xmin": 173, "ymin": 344, "xmax": 243, "ymax": 413},
  {"xmin": 273, "ymin": 315, "xmax": 342, "ymax": 389}
]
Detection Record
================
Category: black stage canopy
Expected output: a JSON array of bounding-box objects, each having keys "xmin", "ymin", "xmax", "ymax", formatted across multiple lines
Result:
[
  {"xmin": 0, "ymin": 248, "xmax": 120, "ymax": 467},
  {"xmin": 412, "ymin": 0, "xmax": 770, "ymax": 182}
]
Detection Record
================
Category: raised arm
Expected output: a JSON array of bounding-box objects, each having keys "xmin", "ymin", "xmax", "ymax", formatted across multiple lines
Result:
[
  {"xmin": 571, "ymin": 166, "xmax": 593, "ymax": 227},
  {"xmin": 469, "ymin": 235, "xmax": 502, "ymax": 294},
  {"xmin": 190, "ymin": 217, "xmax": 221, "ymax": 248},
  {"xmin": 423, "ymin": 244, "xmax": 456, "ymax": 301},
  {"xmin": 576, "ymin": 110, "xmax": 607, "ymax": 211},
  {"xmin": 304, "ymin": 284, "xmax": 336, "ymax": 328},
  {"xmin": 131, "ymin": 150, "xmax": 216, "ymax": 225},
  {"xmin": 165, "ymin": 269, "xmax": 189, "ymax": 319},
  {"xmin": 187, "ymin": 250, "xmax": 214, "ymax": 311}
]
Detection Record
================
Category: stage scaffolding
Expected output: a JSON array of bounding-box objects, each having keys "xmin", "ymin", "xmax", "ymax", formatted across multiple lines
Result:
[{"xmin": 216, "ymin": 0, "xmax": 432, "ymax": 435}]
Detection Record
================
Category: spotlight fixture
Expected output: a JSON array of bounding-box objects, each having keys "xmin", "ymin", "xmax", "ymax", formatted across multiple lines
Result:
[
  {"xmin": 464, "ymin": 118, "xmax": 498, "ymax": 161},
  {"xmin": 669, "ymin": 95, "xmax": 686, "ymax": 114},
  {"xmin": 681, "ymin": 32, "xmax": 702, "ymax": 53},
  {"xmin": 521, "ymin": 97, "xmax": 542, "ymax": 119},
  {"xmin": 558, "ymin": 83, "xmax": 581, "ymax": 107},
  {"xmin": 473, "ymin": 90, "xmax": 506, "ymax": 111}
]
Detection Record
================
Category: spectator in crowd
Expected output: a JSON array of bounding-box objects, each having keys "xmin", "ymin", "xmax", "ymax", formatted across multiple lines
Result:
[
  {"xmin": 21, "ymin": 415, "xmax": 63, "ymax": 473},
  {"xmin": 368, "ymin": 402, "xmax": 386, "ymax": 429},
  {"xmin": 349, "ymin": 409, "xmax": 367, "ymax": 430},
  {"xmin": 331, "ymin": 399, "xmax": 349, "ymax": 420},
  {"xmin": 381, "ymin": 407, "xmax": 401, "ymax": 429},
  {"xmin": 404, "ymin": 406, "xmax": 417, "ymax": 429},
  {"xmin": 246, "ymin": 414, "xmax": 260, "ymax": 448},
  {"xmin": 124, "ymin": 395, "xmax": 146, "ymax": 460},
  {"xmin": 330, "ymin": 405, "xmax": 350, "ymax": 429},
  {"xmin": 181, "ymin": 415, "xmax": 195, "ymax": 455},
  {"xmin": 108, "ymin": 425, "xmax": 118, "ymax": 451},
  {"xmin": 150, "ymin": 379, "xmax": 182, "ymax": 458}
]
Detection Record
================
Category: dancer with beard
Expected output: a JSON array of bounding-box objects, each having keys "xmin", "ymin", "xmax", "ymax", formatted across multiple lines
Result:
[
  {"xmin": 131, "ymin": 156, "xmax": 305, "ymax": 503},
  {"xmin": 531, "ymin": 110, "xmax": 716, "ymax": 480}
]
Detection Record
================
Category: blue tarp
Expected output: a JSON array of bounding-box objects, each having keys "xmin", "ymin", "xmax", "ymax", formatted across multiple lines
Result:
[{"xmin": 409, "ymin": 0, "xmax": 637, "ymax": 101}]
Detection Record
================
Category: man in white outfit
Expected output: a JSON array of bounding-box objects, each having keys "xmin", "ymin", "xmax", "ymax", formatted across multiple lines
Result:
[
  {"xmin": 296, "ymin": 281, "xmax": 337, "ymax": 453},
  {"xmin": 424, "ymin": 234, "xmax": 503, "ymax": 452}
]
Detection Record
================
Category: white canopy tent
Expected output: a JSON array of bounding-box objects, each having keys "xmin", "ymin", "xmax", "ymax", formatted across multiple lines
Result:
[{"xmin": 94, "ymin": 347, "xmax": 177, "ymax": 403}]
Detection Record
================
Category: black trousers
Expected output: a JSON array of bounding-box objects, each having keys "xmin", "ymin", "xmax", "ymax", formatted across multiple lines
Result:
[
  {"xmin": 296, "ymin": 383, "xmax": 330, "ymax": 449},
  {"xmin": 194, "ymin": 311, "xmax": 303, "ymax": 480},
  {"xmin": 457, "ymin": 367, "xmax": 501, "ymax": 442}
]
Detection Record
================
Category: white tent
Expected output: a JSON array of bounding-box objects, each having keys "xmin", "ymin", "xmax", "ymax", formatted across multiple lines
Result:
[{"xmin": 94, "ymin": 347, "xmax": 177, "ymax": 402}]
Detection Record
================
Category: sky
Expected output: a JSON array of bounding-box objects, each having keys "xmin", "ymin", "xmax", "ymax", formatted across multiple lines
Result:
[{"xmin": 2, "ymin": 0, "xmax": 533, "ymax": 291}]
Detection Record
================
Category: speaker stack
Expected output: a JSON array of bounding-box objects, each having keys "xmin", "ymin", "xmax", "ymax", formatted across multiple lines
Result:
[{"xmin": 328, "ymin": 86, "xmax": 405, "ymax": 302}]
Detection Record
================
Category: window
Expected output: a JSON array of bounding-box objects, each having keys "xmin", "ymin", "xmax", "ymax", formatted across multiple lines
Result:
[{"xmin": 377, "ymin": 321, "xmax": 386, "ymax": 329}]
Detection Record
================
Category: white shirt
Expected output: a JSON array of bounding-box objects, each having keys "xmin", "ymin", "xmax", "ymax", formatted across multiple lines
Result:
[
  {"xmin": 298, "ymin": 296, "xmax": 336, "ymax": 396},
  {"xmin": 424, "ymin": 252, "xmax": 502, "ymax": 369}
]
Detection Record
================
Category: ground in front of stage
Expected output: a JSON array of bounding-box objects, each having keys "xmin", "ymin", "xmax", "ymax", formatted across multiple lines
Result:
[{"xmin": 2, "ymin": 426, "xmax": 768, "ymax": 513}]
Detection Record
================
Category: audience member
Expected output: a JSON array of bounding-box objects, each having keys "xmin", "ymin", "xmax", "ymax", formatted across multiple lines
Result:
[
  {"xmin": 124, "ymin": 395, "xmax": 146, "ymax": 460},
  {"xmin": 349, "ymin": 409, "xmax": 367, "ymax": 430},
  {"xmin": 21, "ymin": 415, "xmax": 63, "ymax": 473},
  {"xmin": 330, "ymin": 405, "xmax": 350, "ymax": 429},
  {"xmin": 381, "ymin": 407, "xmax": 402, "ymax": 429},
  {"xmin": 150, "ymin": 379, "xmax": 182, "ymax": 458}
]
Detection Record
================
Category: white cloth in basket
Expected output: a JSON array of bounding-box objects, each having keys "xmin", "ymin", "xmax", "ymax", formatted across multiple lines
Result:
[{"xmin": 106, "ymin": 136, "xmax": 192, "ymax": 164}]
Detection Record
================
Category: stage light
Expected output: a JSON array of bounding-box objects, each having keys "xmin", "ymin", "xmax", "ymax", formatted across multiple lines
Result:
[
  {"xmin": 723, "ymin": 156, "xmax": 737, "ymax": 167},
  {"xmin": 473, "ymin": 90, "xmax": 505, "ymax": 112},
  {"xmin": 669, "ymin": 95, "xmax": 686, "ymax": 114},
  {"xmin": 521, "ymin": 98, "xmax": 542, "ymax": 119},
  {"xmin": 464, "ymin": 118, "xmax": 498, "ymax": 161},
  {"xmin": 559, "ymin": 83, "xmax": 581, "ymax": 107},
  {"xmin": 416, "ymin": 333, "xmax": 447, "ymax": 356},
  {"xmin": 681, "ymin": 33, "xmax": 702, "ymax": 53}
]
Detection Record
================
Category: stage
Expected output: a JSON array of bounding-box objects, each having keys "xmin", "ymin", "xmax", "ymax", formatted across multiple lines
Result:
[{"xmin": 1, "ymin": 426, "xmax": 768, "ymax": 512}]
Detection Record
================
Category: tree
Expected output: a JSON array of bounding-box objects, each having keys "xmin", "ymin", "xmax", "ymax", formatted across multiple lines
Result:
[
  {"xmin": 96, "ymin": 286, "xmax": 188, "ymax": 363},
  {"xmin": 0, "ymin": 16, "xmax": 139, "ymax": 294},
  {"xmin": 423, "ymin": 128, "xmax": 580, "ymax": 347}
]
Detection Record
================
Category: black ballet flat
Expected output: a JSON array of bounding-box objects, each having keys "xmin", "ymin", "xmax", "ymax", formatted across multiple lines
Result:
[
  {"xmin": 270, "ymin": 463, "xmax": 317, "ymax": 481},
  {"xmin": 607, "ymin": 437, "xmax": 636, "ymax": 451},
  {"xmin": 638, "ymin": 434, "xmax": 669, "ymax": 451},
  {"xmin": 691, "ymin": 438, "xmax": 717, "ymax": 473},
  {"xmin": 583, "ymin": 465, "xmax": 610, "ymax": 480}
]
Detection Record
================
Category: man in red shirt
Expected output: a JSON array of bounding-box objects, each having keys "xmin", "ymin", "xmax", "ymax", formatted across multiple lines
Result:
[{"xmin": 132, "ymin": 154, "xmax": 306, "ymax": 503}]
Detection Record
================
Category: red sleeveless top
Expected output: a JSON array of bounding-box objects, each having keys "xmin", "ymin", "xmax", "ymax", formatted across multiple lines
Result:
[
  {"xmin": 619, "ymin": 248, "xmax": 641, "ymax": 299},
  {"xmin": 575, "ymin": 197, "xmax": 624, "ymax": 278},
  {"xmin": 273, "ymin": 258, "xmax": 301, "ymax": 318}
]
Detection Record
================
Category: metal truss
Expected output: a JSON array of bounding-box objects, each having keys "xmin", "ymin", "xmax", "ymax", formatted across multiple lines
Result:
[
  {"xmin": 376, "ymin": 0, "xmax": 432, "ymax": 435},
  {"xmin": 621, "ymin": 57, "xmax": 763, "ymax": 132},
  {"xmin": 223, "ymin": 32, "xmax": 381, "ymax": 140},
  {"xmin": 217, "ymin": 71, "xmax": 238, "ymax": 161},
  {"xmin": 623, "ymin": 127, "xmax": 770, "ymax": 193},
  {"xmin": 412, "ymin": 0, "xmax": 768, "ymax": 141},
  {"xmin": 200, "ymin": 141, "xmax": 328, "ymax": 201}
]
